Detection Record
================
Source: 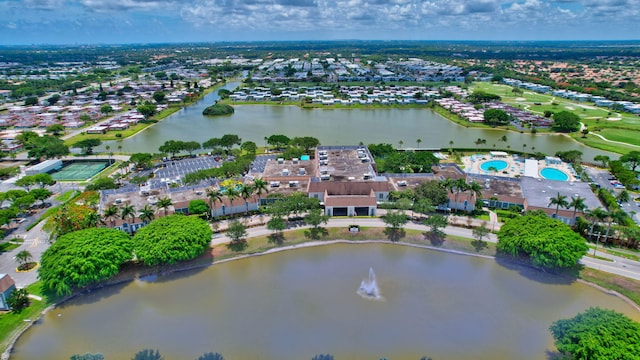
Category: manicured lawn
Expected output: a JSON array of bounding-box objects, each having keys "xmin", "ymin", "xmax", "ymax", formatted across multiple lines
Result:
[
  {"xmin": 0, "ymin": 283, "xmax": 58, "ymax": 354},
  {"xmin": 594, "ymin": 128, "xmax": 640, "ymax": 147}
]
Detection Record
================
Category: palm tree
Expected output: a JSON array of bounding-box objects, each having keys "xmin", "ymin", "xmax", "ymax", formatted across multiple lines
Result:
[
  {"xmin": 499, "ymin": 135, "xmax": 508, "ymax": 143},
  {"xmin": 398, "ymin": 140, "xmax": 404, "ymax": 149},
  {"xmin": 548, "ymin": 192, "xmax": 569, "ymax": 218},
  {"xmin": 139, "ymin": 205, "xmax": 155, "ymax": 224},
  {"xmin": 239, "ymin": 183, "xmax": 254, "ymax": 214},
  {"xmin": 454, "ymin": 178, "xmax": 469, "ymax": 209},
  {"xmin": 252, "ymin": 178, "xmax": 269, "ymax": 197},
  {"xmin": 156, "ymin": 197, "xmax": 173, "ymax": 217},
  {"xmin": 120, "ymin": 204, "xmax": 136, "ymax": 224},
  {"xmin": 585, "ymin": 207, "xmax": 607, "ymax": 240},
  {"xmin": 616, "ymin": 190, "xmax": 630, "ymax": 204},
  {"xmin": 416, "ymin": 138, "xmax": 422, "ymax": 149},
  {"xmin": 15, "ymin": 250, "xmax": 32, "ymax": 268},
  {"xmin": 206, "ymin": 188, "xmax": 223, "ymax": 219},
  {"xmin": 603, "ymin": 209, "xmax": 625, "ymax": 243},
  {"xmin": 85, "ymin": 211, "xmax": 102, "ymax": 228},
  {"xmin": 568, "ymin": 196, "xmax": 587, "ymax": 222},
  {"xmin": 448, "ymin": 140, "xmax": 454, "ymax": 153},
  {"xmin": 522, "ymin": 143, "xmax": 527, "ymax": 154},
  {"xmin": 467, "ymin": 181, "xmax": 483, "ymax": 210},
  {"xmin": 103, "ymin": 205, "xmax": 119, "ymax": 227},
  {"xmin": 105, "ymin": 145, "xmax": 111, "ymax": 162}
]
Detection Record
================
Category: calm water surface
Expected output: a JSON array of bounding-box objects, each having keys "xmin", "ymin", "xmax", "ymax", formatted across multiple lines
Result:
[
  {"xmin": 102, "ymin": 83, "xmax": 614, "ymax": 161},
  {"xmin": 12, "ymin": 244, "xmax": 639, "ymax": 360}
]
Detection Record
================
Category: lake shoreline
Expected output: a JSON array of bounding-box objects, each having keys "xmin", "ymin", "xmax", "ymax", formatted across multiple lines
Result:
[{"xmin": 5, "ymin": 236, "xmax": 639, "ymax": 359}]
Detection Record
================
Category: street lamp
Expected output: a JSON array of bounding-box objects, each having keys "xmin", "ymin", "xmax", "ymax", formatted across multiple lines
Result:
[{"xmin": 593, "ymin": 231, "xmax": 602, "ymax": 257}]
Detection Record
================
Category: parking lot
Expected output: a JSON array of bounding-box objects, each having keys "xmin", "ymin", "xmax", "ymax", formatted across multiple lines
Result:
[
  {"xmin": 152, "ymin": 156, "xmax": 223, "ymax": 184},
  {"xmin": 584, "ymin": 165, "xmax": 640, "ymax": 224}
]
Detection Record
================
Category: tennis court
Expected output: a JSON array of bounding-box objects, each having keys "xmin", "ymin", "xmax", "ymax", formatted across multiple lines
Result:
[{"xmin": 51, "ymin": 161, "xmax": 109, "ymax": 181}]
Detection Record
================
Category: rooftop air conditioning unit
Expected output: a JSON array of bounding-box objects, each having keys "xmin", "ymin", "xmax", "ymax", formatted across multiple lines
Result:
[
  {"xmin": 282, "ymin": 169, "xmax": 290, "ymax": 176},
  {"xmin": 277, "ymin": 158, "xmax": 284, "ymax": 164}
]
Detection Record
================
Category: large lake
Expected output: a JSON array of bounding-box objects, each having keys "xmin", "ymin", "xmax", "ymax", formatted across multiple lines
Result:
[
  {"xmin": 11, "ymin": 244, "xmax": 639, "ymax": 360},
  {"xmin": 102, "ymin": 83, "xmax": 614, "ymax": 161}
]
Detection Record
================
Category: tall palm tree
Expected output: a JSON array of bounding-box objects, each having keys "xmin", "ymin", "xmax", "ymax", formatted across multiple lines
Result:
[
  {"xmin": 467, "ymin": 181, "xmax": 483, "ymax": 210},
  {"xmin": 585, "ymin": 207, "xmax": 607, "ymax": 239},
  {"xmin": 253, "ymin": 178, "xmax": 269, "ymax": 197},
  {"xmin": 448, "ymin": 140, "xmax": 454, "ymax": 153},
  {"xmin": 522, "ymin": 143, "xmax": 527, "ymax": 154},
  {"xmin": 398, "ymin": 140, "xmax": 404, "ymax": 149},
  {"xmin": 548, "ymin": 192, "xmax": 569, "ymax": 218},
  {"xmin": 603, "ymin": 209, "xmax": 625, "ymax": 243},
  {"xmin": 156, "ymin": 197, "xmax": 173, "ymax": 217},
  {"xmin": 239, "ymin": 183, "xmax": 254, "ymax": 214},
  {"xmin": 224, "ymin": 187, "xmax": 240, "ymax": 216},
  {"xmin": 568, "ymin": 196, "xmax": 587, "ymax": 221},
  {"xmin": 206, "ymin": 188, "xmax": 223, "ymax": 219},
  {"xmin": 103, "ymin": 205, "xmax": 119, "ymax": 227},
  {"xmin": 139, "ymin": 205, "xmax": 155, "ymax": 224},
  {"xmin": 454, "ymin": 178, "xmax": 469, "ymax": 209},
  {"xmin": 120, "ymin": 204, "xmax": 136, "ymax": 224},
  {"xmin": 416, "ymin": 138, "xmax": 422, "ymax": 148}
]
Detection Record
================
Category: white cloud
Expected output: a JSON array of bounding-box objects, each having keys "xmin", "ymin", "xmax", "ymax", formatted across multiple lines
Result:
[{"xmin": 78, "ymin": 0, "xmax": 178, "ymax": 12}]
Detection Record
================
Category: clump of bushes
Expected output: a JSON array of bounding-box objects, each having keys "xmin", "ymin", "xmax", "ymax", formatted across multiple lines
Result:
[{"xmin": 203, "ymin": 103, "xmax": 234, "ymax": 116}]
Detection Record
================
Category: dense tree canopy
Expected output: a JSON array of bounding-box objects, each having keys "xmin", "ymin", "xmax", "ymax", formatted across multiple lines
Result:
[
  {"xmin": 202, "ymin": 103, "xmax": 234, "ymax": 116},
  {"xmin": 550, "ymin": 307, "xmax": 640, "ymax": 360},
  {"xmin": 552, "ymin": 111, "xmax": 581, "ymax": 132},
  {"xmin": 483, "ymin": 108, "xmax": 510, "ymax": 125},
  {"xmin": 39, "ymin": 228, "xmax": 133, "ymax": 296},
  {"xmin": 133, "ymin": 215, "xmax": 212, "ymax": 266},
  {"xmin": 497, "ymin": 211, "xmax": 588, "ymax": 269}
]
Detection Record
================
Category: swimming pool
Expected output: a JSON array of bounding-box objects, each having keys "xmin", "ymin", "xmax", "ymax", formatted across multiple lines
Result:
[
  {"xmin": 300, "ymin": 155, "xmax": 310, "ymax": 161},
  {"xmin": 480, "ymin": 160, "xmax": 508, "ymax": 172},
  {"xmin": 540, "ymin": 167, "xmax": 569, "ymax": 181}
]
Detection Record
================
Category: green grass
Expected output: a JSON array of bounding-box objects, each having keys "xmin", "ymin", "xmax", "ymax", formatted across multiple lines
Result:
[
  {"xmin": 0, "ymin": 242, "xmax": 20, "ymax": 252},
  {"xmin": 0, "ymin": 283, "xmax": 59, "ymax": 354},
  {"xmin": 595, "ymin": 128, "xmax": 640, "ymax": 147},
  {"xmin": 55, "ymin": 190, "xmax": 79, "ymax": 203}
]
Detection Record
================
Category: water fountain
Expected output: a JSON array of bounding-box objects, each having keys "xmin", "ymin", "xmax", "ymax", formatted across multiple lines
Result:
[{"xmin": 357, "ymin": 267, "xmax": 381, "ymax": 299}]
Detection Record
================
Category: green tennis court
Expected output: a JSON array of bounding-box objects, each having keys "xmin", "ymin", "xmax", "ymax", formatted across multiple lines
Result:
[{"xmin": 51, "ymin": 161, "xmax": 109, "ymax": 181}]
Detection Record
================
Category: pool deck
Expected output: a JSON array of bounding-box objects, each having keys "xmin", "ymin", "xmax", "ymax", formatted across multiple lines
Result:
[{"xmin": 462, "ymin": 154, "xmax": 576, "ymax": 181}]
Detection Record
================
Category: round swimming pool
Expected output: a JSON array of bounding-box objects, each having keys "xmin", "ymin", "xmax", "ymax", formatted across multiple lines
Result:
[
  {"xmin": 540, "ymin": 167, "xmax": 569, "ymax": 181},
  {"xmin": 480, "ymin": 160, "xmax": 508, "ymax": 172}
]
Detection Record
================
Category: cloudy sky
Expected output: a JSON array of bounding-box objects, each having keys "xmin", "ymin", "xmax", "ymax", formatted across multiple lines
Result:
[{"xmin": 1, "ymin": 0, "xmax": 638, "ymax": 45}]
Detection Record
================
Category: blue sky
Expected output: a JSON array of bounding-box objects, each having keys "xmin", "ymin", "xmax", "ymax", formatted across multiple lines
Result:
[{"xmin": 1, "ymin": 0, "xmax": 638, "ymax": 45}]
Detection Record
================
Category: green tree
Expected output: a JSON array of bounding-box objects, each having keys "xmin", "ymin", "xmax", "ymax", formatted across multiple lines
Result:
[
  {"xmin": 138, "ymin": 204, "xmax": 155, "ymax": 223},
  {"xmin": 33, "ymin": 173, "xmax": 54, "ymax": 188},
  {"xmin": 552, "ymin": 111, "xmax": 581, "ymax": 132},
  {"xmin": 382, "ymin": 210, "xmax": 408, "ymax": 242},
  {"xmin": 550, "ymin": 307, "xmax": 640, "ymax": 360},
  {"xmin": 152, "ymin": 91, "xmax": 166, "ymax": 104},
  {"xmin": 266, "ymin": 134, "xmax": 291, "ymax": 149},
  {"xmin": 132, "ymin": 349, "xmax": 163, "ymax": 360},
  {"xmin": 100, "ymin": 104, "xmax": 113, "ymax": 115},
  {"xmin": 29, "ymin": 188, "xmax": 51, "ymax": 207},
  {"xmin": 423, "ymin": 214, "xmax": 449, "ymax": 242},
  {"xmin": 206, "ymin": 188, "xmax": 223, "ymax": 218},
  {"xmin": 15, "ymin": 249, "xmax": 32, "ymax": 268},
  {"xmin": 46, "ymin": 124, "xmax": 65, "ymax": 137},
  {"xmin": 129, "ymin": 153, "xmax": 154, "ymax": 169},
  {"xmin": 137, "ymin": 102, "xmax": 157, "ymax": 120},
  {"xmin": 304, "ymin": 208, "xmax": 329, "ymax": 239},
  {"xmin": 497, "ymin": 211, "xmax": 588, "ymax": 269},
  {"xmin": 290, "ymin": 136, "xmax": 320, "ymax": 154},
  {"xmin": 15, "ymin": 175, "xmax": 36, "ymax": 191},
  {"xmin": 70, "ymin": 353, "xmax": 104, "ymax": 360},
  {"xmin": 548, "ymin": 192, "xmax": 569, "ymax": 218},
  {"xmin": 156, "ymin": 197, "xmax": 173, "ymax": 217},
  {"xmin": 24, "ymin": 96, "xmax": 38, "ymax": 106},
  {"xmin": 620, "ymin": 150, "xmax": 640, "ymax": 172},
  {"xmin": 188, "ymin": 199, "xmax": 210, "ymax": 216},
  {"xmin": 483, "ymin": 108, "xmax": 510, "ymax": 125},
  {"xmin": 120, "ymin": 204, "xmax": 136, "ymax": 224},
  {"xmin": 47, "ymin": 93, "xmax": 61, "ymax": 106},
  {"xmin": 568, "ymin": 195, "xmax": 587, "ymax": 221},
  {"xmin": 226, "ymin": 220, "xmax": 248, "ymax": 251},
  {"xmin": 593, "ymin": 155, "xmax": 610, "ymax": 168},
  {"xmin": 103, "ymin": 204, "xmax": 119, "ymax": 227},
  {"xmin": 73, "ymin": 138, "xmax": 102, "ymax": 155},
  {"xmin": 267, "ymin": 215, "xmax": 286, "ymax": 244},
  {"xmin": 7, "ymin": 288, "xmax": 30, "ymax": 313},
  {"xmin": 39, "ymin": 228, "xmax": 133, "ymax": 295},
  {"xmin": 471, "ymin": 221, "xmax": 490, "ymax": 251},
  {"xmin": 197, "ymin": 353, "xmax": 224, "ymax": 360},
  {"xmin": 219, "ymin": 134, "xmax": 242, "ymax": 152},
  {"xmin": 133, "ymin": 215, "xmax": 212, "ymax": 266}
]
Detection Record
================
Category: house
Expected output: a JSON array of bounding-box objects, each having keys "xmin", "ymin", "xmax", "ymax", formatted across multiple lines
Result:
[{"xmin": 0, "ymin": 273, "xmax": 17, "ymax": 310}]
